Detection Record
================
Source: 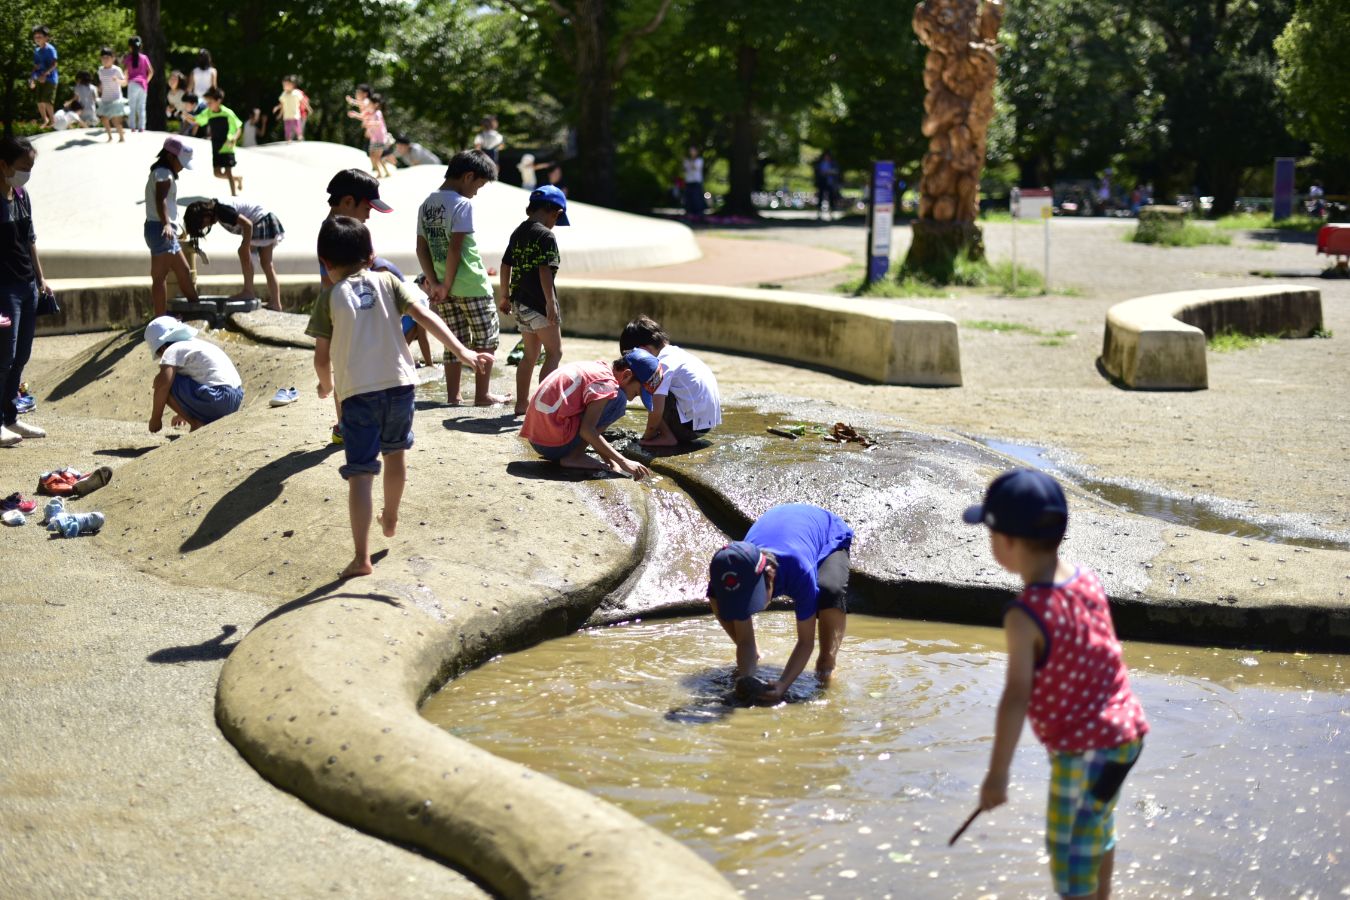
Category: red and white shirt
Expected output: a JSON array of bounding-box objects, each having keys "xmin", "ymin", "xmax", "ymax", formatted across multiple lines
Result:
[
  {"xmin": 1011, "ymin": 568, "xmax": 1149, "ymax": 753},
  {"xmin": 519, "ymin": 360, "xmax": 619, "ymax": 448}
]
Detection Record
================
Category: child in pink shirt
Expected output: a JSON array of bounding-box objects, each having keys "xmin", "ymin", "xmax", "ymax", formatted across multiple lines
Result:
[{"xmin": 123, "ymin": 36, "xmax": 154, "ymax": 132}]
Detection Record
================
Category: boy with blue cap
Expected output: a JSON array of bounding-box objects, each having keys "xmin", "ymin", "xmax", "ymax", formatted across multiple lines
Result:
[
  {"xmin": 144, "ymin": 315, "xmax": 244, "ymax": 432},
  {"xmin": 962, "ymin": 468, "xmax": 1148, "ymax": 900},
  {"xmin": 707, "ymin": 503, "xmax": 854, "ymax": 703},
  {"xmin": 519, "ymin": 349, "xmax": 661, "ymax": 480},
  {"xmin": 500, "ymin": 184, "xmax": 569, "ymax": 416}
]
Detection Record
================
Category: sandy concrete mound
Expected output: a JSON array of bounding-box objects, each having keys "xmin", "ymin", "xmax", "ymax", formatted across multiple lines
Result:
[{"xmin": 25, "ymin": 130, "xmax": 700, "ymax": 278}]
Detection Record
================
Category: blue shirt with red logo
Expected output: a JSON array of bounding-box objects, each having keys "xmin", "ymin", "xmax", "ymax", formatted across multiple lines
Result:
[{"xmin": 745, "ymin": 504, "xmax": 853, "ymax": 620}]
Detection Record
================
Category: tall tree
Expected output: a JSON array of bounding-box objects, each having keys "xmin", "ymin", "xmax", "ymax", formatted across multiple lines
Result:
[
  {"xmin": 136, "ymin": 0, "xmax": 167, "ymax": 131},
  {"xmin": 1276, "ymin": 0, "xmax": 1350, "ymax": 163},
  {"xmin": 493, "ymin": 0, "xmax": 675, "ymax": 207}
]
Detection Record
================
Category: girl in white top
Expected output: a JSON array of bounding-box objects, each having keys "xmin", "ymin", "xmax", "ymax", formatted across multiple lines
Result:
[
  {"xmin": 143, "ymin": 138, "xmax": 200, "ymax": 316},
  {"xmin": 619, "ymin": 315, "xmax": 722, "ymax": 446},
  {"xmin": 96, "ymin": 49, "xmax": 127, "ymax": 142},
  {"xmin": 183, "ymin": 198, "xmax": 287, "ymax": 311},
  {"xmin": 190, "ymin": 49, "xmax": 217, "ymax": 96}
]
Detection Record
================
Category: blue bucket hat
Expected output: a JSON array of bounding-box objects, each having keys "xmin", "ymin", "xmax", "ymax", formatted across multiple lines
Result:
[
  {"xmin": 529, "ymin": 185, "xmax": 570, "ymax": 226},
  {"xmin": 708, "ymin": 541, "xmax": 770, "ymax": 621},
  {"xmin": 962, "ymin": 468, "xmax": 1069, "ymax": 540}
]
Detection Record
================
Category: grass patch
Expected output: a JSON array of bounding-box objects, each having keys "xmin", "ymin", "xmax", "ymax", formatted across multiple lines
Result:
[
  {"xmin": 837, "ymin": 276, "xmax": 952, "ymax": 298},
  {"xmin": 1130, "ymin": 222, "xmax": 1233, "ymax": 247},
  {"xmin": 1214, "ymin": 212, "xmax": 1324, "ymax": 233},
  {"xmin": 963, "ymin": 320, "xmax": 1076, "ymax": 342},
  {"xmin": 1251, "ymin": 241, "xmax": 1278, "ymax": 251},
  {"xmin": 979, "ymin": 210, "xmax": 1041, "ymax": 225},
  {"xmin": 1207, "ymin": 329, "xmax": 1275, "ymax": 352},
  {"xmin": 840, "ymin": 256, "xmax": 1060, "ymax": 299}
]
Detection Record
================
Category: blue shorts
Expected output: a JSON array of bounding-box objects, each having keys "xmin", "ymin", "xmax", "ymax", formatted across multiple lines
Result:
[
  {"xmin": 339, "ymin": 385, "xmax": 415, "ymax": 479},
  {"xmin": 401, "ymin": 314, "xmax": 415, "ymax": 336},
  {"xmin": 530, "ymin": 393, "xmax": 629, "ymax": 461},
  {"xmin": 170, "ymin": 374, "xmax": 243, "ymax": 425},
  {"xmin": 144, "ymin": 221, "xmax": 181, "ymax": 256}
]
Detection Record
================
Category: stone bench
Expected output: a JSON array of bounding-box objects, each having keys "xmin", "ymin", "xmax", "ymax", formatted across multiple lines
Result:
[
  {"xmin": 555, "ymin": 279, "xmax": 962, "ymax": 386},
  {"xmin": 1100, "ymin": 284, "xmax": 1323, "ymax": 390}
]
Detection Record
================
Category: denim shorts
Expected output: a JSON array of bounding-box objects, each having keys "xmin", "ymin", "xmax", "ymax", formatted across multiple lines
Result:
[
  {"xmin": 144, "ymin": 221, "xmax": 181, "ymax": 256},
  {"xmin": 530, "ymin": 392, "xmax": 629, "ymax": 461},
  {"xmin": 170, "ymin": 374, "xmax": 243, "ymax": 425},
  {"xmin": 339, "ymin": 384, "xmax": 415, "ymax": 479},
  {"xmin": 511, "ymin": 302, "xmax": 558, "ymax": 334}
]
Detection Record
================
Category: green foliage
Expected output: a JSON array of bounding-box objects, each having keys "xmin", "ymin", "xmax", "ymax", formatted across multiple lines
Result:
[
  {"xmin": 1131, "ymin": 221, "xmax": 1233, "ymax": 246},
  {"xmin": 1213, "ymin": 212, "xmax": 1325, "ymax": 233},
  {"xmin": 1208, "ymin": 329, "xmax": 1275, "ymax": 352},
  {"xmin": 0, "ymin": 0, "xmax": 134, "ymax": 132},
  {"xmin": 1276, "ymin": 0, "xmax": 1350, "ymax": 160}
]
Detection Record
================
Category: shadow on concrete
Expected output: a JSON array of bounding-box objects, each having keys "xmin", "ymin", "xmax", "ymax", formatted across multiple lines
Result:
[
  {"xmin": 1247, "ymin": 229, "xmax": 1318, "ymax": 246},
  {"xmin": 146, "ymin": 624, "xmax": 239, "ymax": 663},
  {"xmin": 440, "ymin": 412, "xmax": 521, "ymax": 435},
  {"xmin": 46, "ymin": 330, "xmax": 141, "ymax": 401},
  {"xmin": 504, "ymin": 460, "xmax": 621, "ymax": 482},
  {"xmin": 94, "ymin": 445, "xmax": 159, "ymax": 459},
  {"xmin": 180, "ymin": 445, "xmax": 339, "ymax": 552},
  {"xmin": 54, "ymin": 137, "xmax": 101, "ymax": 150},
  {"xmin": 254, "ymin": 563, "xmax": 399, "ymax": 628}
]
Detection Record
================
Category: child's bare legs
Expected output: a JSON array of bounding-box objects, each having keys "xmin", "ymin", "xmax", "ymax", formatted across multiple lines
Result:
[
  {"xmin": 815, "ymin": 608, "xmax": 846, "ymax": 683},
  {"xmin": 344, "ymin": 473, "xmax": 375, "ymax": 578},
  {"xmin": 100, "ymin": 116, "xmax": 111, "ymax": 141},
  {"xmin": 258, "ymin": 245, "xmax": 281, "ymax": 311},
  {"xmin": 513, "ymin": 331, "xmax": 543, "ymax": 415},
  {"xmin": 1091, "ymin": 848, "xmax": 1114, "ymax": 900},
  {"xmin": 163, "ymin": 393, "xmax": 204, "ymax": 431},
  {"xmin": 151, "ymin": 250, "xmax": 199, "ymax": 317},
  {"xmin": 368, "ymin": 149, "xmax": 383, "ymax": 177},
  {"xmin": 377, "ymin": 450, "xmax": 405, "ymax": 537},
  {"xmin": 416, "ymin": 330, "xmax": 433, "ymax": 367},
  {"xmin": 444, "ymin": 359, "xmax": 463, "ymax": 404},
  {"xmin": 472, "ymin": 355, "xmax": 508, "ymax": 406}
]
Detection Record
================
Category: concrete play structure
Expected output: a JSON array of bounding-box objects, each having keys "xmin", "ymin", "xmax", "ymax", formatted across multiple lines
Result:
[
  {"xmin": 25, "ymin": 130, "xmax": 700, "ymax": 279},
  {"xmin": 1100, "ymin": 284, "xmax": 1324, "ymax": 389}
]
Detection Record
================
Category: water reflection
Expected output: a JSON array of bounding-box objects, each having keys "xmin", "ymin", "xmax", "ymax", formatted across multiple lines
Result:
[{"xmin": 423, "ymin": 616, "xmax": 1348, "ymax": 898}]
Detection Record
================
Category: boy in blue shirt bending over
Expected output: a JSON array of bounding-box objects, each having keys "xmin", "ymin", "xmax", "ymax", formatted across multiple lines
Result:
[{"xmin": 707, "ymin": 503, "xmax": 854, "ymax": 702}]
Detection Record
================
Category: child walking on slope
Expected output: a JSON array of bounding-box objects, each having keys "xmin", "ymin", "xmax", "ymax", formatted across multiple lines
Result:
[
  {"xmin": 194, "ymin": 87, "xmax": 243, "ymax": 195},
  {"xmin": 306, "ymin": 216, "xmax": 493, "ymax": 579},
  {"xmin": 416, "ymin": 149, "xmax": 507, "ymax": 406},
  {"xmin": 962, "ymin": 468, "xmax": 1149, "ymax": 900}
]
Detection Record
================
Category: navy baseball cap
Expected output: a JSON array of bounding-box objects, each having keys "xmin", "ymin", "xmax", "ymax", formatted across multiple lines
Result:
[
  {"xmin": 327, "ymin": 168, "xmax": 392, "ymax": 212},
  {"xmin": 708, "ymin": 542, "xmax": 769, "ymax": 621},
  {"xmin": 962, "ymin": 468, "xmax": 1069, "ymax": 540},
  {"xmin": 529, "ymin": 185, "xmax": 570, "ymax": 225}
]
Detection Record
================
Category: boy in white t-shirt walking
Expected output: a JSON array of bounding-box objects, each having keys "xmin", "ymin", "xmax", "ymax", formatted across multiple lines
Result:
[
  {"xmin": 144, "ymin": 316, "xmax": 244, "ymax": 432},
  {"xmin": 307, "ymin": 216, "xmax": 493, "ymax": 579},
  {"xmin": 618, "ymin": 315, "xmax": 722, "ymax": 446}
]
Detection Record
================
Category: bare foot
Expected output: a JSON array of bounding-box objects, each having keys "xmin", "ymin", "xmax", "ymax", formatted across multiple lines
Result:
[
  {"xmin": 340, "ymin": 557, "xmax": 374, "ymax": 579},
  {"xmin": 378, "ymin": 509, "xmax": 397, "ymax": 537},
  {"xmin": 558, "ymin": 450, "xmax": 609, "ymax": 472},
  {"xmin": 171, "ymin": 414, "xmax": 187, "ymax": 428},
  {"xmin": 234, "ymin": 176, "xmax": 244, "ymax": 191},
  {"xmin": 815, "ymin": 667, "xmax": 834, "ymax": 686},
  {"xmin": 474, "ymin": 392, "xmax": 511, "ymax": 407},
  {"xmin": 446, "ymin": 396, "xmax": 464, "ymax": 406},
  {"xmin": 513, "ymin": 406, "xmax": 528, "ymax": 417}
]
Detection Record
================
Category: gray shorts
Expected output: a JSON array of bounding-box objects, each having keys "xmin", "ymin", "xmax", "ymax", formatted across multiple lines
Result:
[{"xmin": 511, "ymin": 301, "xmax": 559, "ymax": 334}]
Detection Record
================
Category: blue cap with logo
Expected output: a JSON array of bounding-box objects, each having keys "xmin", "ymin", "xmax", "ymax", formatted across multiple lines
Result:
[
  {"xmin": 529, "ymin": 184, "xmax": 570, "ymax": 226},
  {"xmin": 962, "ymin": 468, "xmax": 1069, "ymax": 540},
  {"xmin": 708, "ymin": 541, "xmax": 770, "ymax": 621}
]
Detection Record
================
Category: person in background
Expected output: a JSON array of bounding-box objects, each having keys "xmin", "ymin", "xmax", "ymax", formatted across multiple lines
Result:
[
  {"xmin": 52, "ymin": 100, "xmax": 82, "ymax": 131},
  {"xmin": 517, "ymin": 153, "xmax": 546, "ymax": 190},
  {"xmin": 96, "ymin": 48, "xmax": 127, "ymax": 143},
  {"xmin": 194, "ymin": 87, "xmax": 244, "ymax": 195},
  {"xmin": 0, "ymin": 136, "xmax": 51, "ymax": 446},
  {"xmin": 124, "ymin": 36, "xmax": 154, "ymax": 133},
  {"xmin": 72, "ymin": 71, "xmax": 99, "ymax": 127},
  {"xmin": 184, "ymin": 199, "xmax": 286, "ymax": 310},
  {"xmin": 682, "ymin": 146, "xmax": 705, "ymax": 218},
  {"xmin": 165, "ymin": 70, "xmax": 186, "ymax": 122},
  {"xmin": 190, "ymin": 49, "xmax": 217, "ymax": 97},
  {"xmin": 241, "ymin": 108, "xmax": 264, "ymax": 147},
  {"xmin": 144, "ymin": 138, "xmax": 200, "ymax": 317},
  {"xmin": 391, "ymin": 135, "xmax": 440, "ymax": 167},
  {"xmin": 474, "ymin": 115, "xmax": 504, "ymax": 164},
  {"xmin": 29, "ymin": 27, "xmax": 59, "ymax": 130},
  {"xmin": 274, "ymin": 75, "xmax": 304, "ymax": 142},
  {"xmin": 176, "ymin": 92, "xmax": 204, "ymax": 137},
  {"xmin": 350, "ymin": 92, "xmax": 393, "ymax": 178}
]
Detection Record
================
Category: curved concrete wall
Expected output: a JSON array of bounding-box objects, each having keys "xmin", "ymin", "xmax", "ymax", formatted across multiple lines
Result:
[
  {"xmin": 556, "ymin": 279, "xmax": 962, "ymax": 386},
  {"xmin": 1100, "ymin": 284, "xmax": 1323, "ymax": 389}
]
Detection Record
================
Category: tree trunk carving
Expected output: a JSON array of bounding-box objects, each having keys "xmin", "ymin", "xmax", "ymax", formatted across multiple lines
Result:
[{"xmin": 902, "ymin": 0, "xmax": 1003, "ymax": 282}]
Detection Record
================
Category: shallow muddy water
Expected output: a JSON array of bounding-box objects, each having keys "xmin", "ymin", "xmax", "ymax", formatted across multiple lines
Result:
[{"xmin": 423, "ymin": 615, "xmax": 1348, "ymax": 898}]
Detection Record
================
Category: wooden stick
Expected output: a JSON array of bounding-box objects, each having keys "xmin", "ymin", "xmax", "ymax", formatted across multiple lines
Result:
[{"xmin": 948, "ymin": 807, "xmax": 981, "ymax": 846}]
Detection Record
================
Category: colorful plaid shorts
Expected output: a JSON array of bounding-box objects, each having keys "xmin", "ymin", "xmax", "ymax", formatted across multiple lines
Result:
[
  {"xmin": 1046, "ymin": 738, "xmax": 1143, "ymax": 897},
  {"xmin": 432, "ymin": 295, "xmax": 499, "ymax": 354}
]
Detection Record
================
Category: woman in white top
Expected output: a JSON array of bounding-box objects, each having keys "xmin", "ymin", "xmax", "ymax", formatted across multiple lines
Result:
[
  {"xmin": 190, "ymin": 49, "xmax": 217, "ymax": 96},
  {"xmin": 143, "ymin": 138, "xmax": 200, "ymax": 316},
  {"xmin": 183, "ymin": 198, "xmax": 287, "ymax": 310},
  {"xmin": 682, "ymin": 146, "xmax": 706, "ymax": 217},
  {"xmin": 619, "ymin": 315, "xmax": 722, "ymax": 446}
]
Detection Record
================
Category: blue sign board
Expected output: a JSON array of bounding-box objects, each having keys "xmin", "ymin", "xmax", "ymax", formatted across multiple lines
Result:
[
  {"xmin": 1273, "ymin": 157, "xmax": 1296, "ymax": 221},
  {"xmin": 867, "ymin": 161, "xmax": 896, "ymax": 284}
]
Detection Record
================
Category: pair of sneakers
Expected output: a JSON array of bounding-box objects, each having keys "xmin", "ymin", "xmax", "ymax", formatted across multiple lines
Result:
[
  {"xmin": 0, "ymin": 420, "xmax": 46, "ymax": 446},
  {"xmin": 48, "ymin": 510, "xmax": 105, "ymax": 537}
]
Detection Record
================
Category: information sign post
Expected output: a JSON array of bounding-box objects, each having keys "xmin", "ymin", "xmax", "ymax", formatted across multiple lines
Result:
[{"xmin": 865, "ymin": 161, "xmax": 896, "ymax": 287}]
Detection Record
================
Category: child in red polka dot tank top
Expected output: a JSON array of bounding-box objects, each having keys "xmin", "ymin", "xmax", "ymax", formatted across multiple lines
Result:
[{"xmin": 962, "ymin": 468, "xmax": 1148, "ymax": 899}]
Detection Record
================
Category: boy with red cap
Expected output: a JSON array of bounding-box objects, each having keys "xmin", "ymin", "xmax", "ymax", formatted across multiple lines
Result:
[
  {"xmin": 962, "ymin": 468, "xmax": 1148, "ymax": 900},
  {"xmin": 706, "ymin": 503, "xmax": 854, "ymax": 703}
]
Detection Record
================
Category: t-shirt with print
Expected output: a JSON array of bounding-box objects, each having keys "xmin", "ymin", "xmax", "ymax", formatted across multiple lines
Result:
[
  {"xmin": 650, "ymin": 344, "xmax": 720, "ymax": 432},
  {"xmin": 305, "ymin": 269, "xmax": 423, "ymax": 403},
  {"xmin": 145, "ymin": 167, "xmax": 179, "ymax": 224},
  {"xmin": 98, "ymin": 65, "xmax": 125, "ymax": 101},
  {"xmin": 159, "ymin": 339, "xmax": 242, "ymax": 388},
  {"xmin": 503, "ymin": 220, "xmax": 560, "ymax": 316},
  {"xmin": 416, "ymin": 189, "xmax": 490, "ymax": 298},
  {"xmin": 519, "ymin": 360, "xmax": 619, "ymax": 449},
  {"xmin": 0, "ymin": 188, "xmax": 36, "ymax": 284},
  {"xmin": 1008, "ymin": 567, "xmax": 1149, "ymax": 754},
  {"xmin": 741, "ymin": 504, "xmax": 853, "ymax": 621}
]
